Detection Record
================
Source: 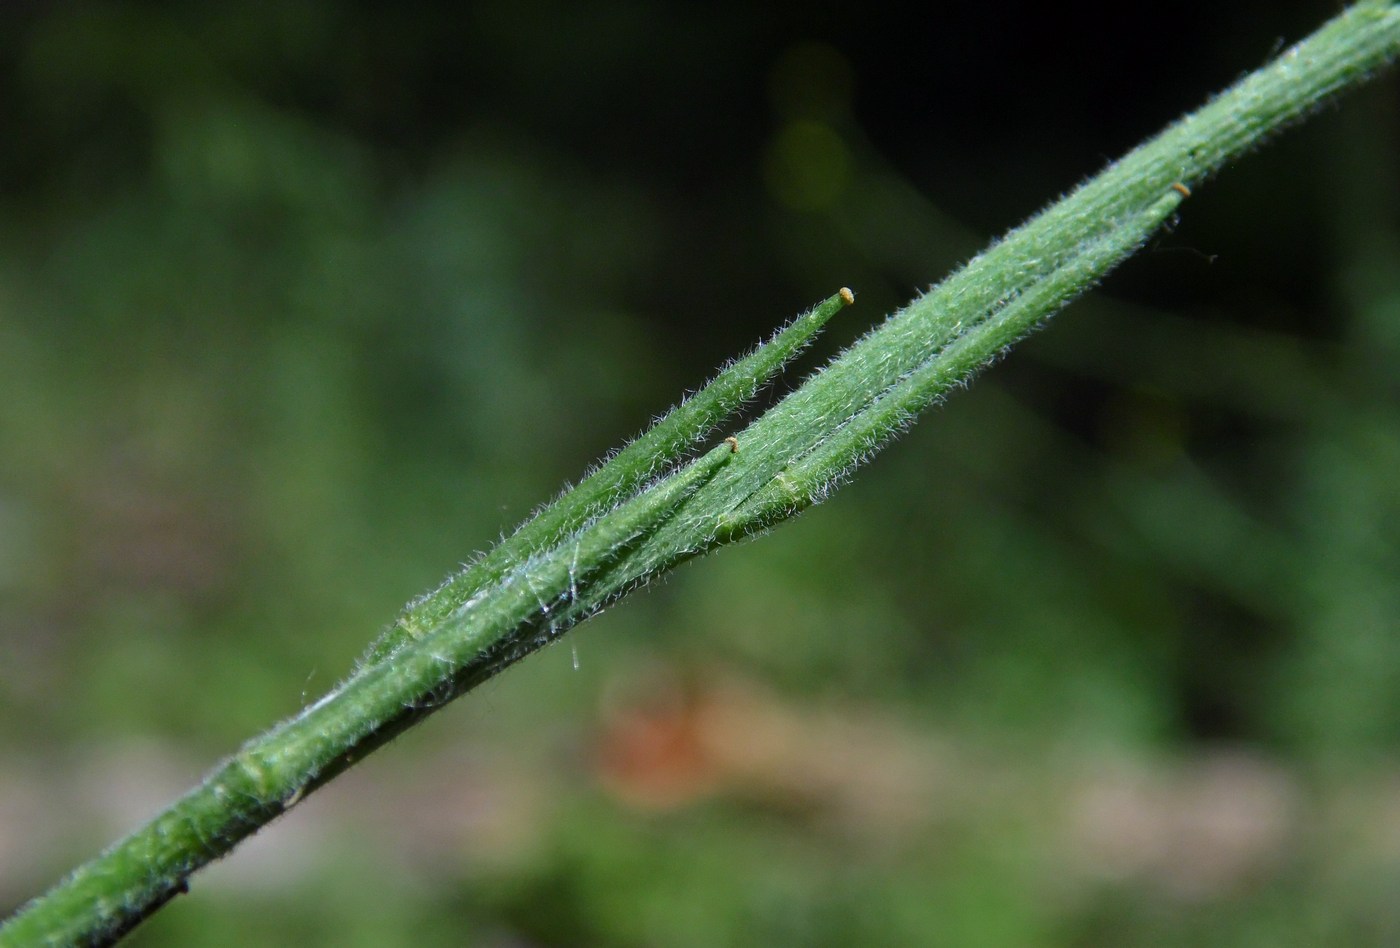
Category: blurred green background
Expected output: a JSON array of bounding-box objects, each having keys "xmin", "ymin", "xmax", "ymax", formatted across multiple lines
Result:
[{"xmin": 3, "ymin": 1, "xmax": 1400, "ymax": 945}]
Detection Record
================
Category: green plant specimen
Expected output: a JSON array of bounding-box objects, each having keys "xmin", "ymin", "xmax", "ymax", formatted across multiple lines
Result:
[{"xmin": 3, "ymin": 2, "xmax": 1399, "ymax": 945}]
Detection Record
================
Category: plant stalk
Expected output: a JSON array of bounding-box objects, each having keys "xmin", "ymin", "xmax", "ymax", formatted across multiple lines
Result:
[{"xmin": 4, "ymin": 4, "xmax": 1398, "ymax": 945}]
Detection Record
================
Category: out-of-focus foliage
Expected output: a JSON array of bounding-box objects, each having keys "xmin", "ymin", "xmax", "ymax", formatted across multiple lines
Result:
[{"xmin": 2, "ymin": 2, "xmax": 1399, "ymax": 945}]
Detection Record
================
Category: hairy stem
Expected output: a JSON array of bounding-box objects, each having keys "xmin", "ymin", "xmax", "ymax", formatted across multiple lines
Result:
[{"xmin": 4, "ymin": 4, "xmax": 1398, "ymax": 945}]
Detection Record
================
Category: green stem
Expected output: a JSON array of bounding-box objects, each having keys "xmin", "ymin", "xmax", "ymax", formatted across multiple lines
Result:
[{"xmin": 4, "ymin": 4, "xmax": 1398, "ymax": 945}]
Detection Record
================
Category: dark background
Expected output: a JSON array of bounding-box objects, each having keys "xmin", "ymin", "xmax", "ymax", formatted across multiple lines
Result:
[{"xmin": 3, "ymin": 2, "xmax": 1399, "ymax": 945}]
